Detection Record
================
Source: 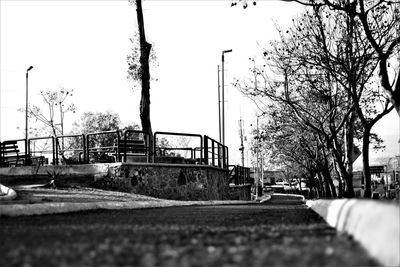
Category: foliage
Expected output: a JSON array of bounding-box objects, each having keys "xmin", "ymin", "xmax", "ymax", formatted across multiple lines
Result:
[
  {"xmin": 234, "ymin": 5, "xmax": 396, "ymax": 197},
  {"xmin": 70, "ymin": 111, "xmax": 139, "ymax": 161},
  {"xmin": 20, "ymin": 87, "xmax": 76, "ymax": 137},
  {"xmin": 234, "ymin": 0, "xmax": 400, "ymax": 116},
  {"xmin": 72, "ymin": 111, "xmax": 121, "ymax": 135},
  {"xmin": 127, "ymin": 31, "xmax": 158, "ymax": 91},
  {"xmin": 18, "ymin": 87, "xmax": 76, "ymax": 160}
]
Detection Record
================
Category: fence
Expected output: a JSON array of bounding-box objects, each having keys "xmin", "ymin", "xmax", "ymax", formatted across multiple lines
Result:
[
  {"xmin": 0, "ymin": 130, "xmax": 229, "ymax": 169},
  {"xmin": 204, "ymin": 135, "xmax": 228, "ymax": 169},
  {"xmin": 119, "ymin": 130, "xmax": 151, "ymax": 163},
  {"xmin": 55, "ymin": 134, "xmax": 86, "ymax": 164},
  {"xmin": 153, "ymin": 131, "xmax": 203, "ymax": 164},
  {"xmin": 228, "ymin": 165, "xmax": 251, "ymax": 185},
  {"xmin": 29, "ymin": 136, "xmax": 56, "ymax": 165},
  {"xmin": 86, "ymin": 130, "xmax": 121, "ymax": 163}
]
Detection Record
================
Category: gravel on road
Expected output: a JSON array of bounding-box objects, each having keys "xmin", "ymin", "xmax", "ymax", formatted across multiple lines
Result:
[{"xmin": 0, "ymin": 201, "xmax": 377, "ymax": 267}]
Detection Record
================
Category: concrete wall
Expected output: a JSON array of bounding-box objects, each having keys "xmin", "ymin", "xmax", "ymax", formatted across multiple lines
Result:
[
  {"xmin": 0, "ymin": 163, "xmax": 251, "ymax": 201},
  {"xmin": 92, "ymin": 163, "xmax": 231, "ymax": 201},
  {"xmin": 0, "ymin": 163, "xmax": 113, "ymax": 186},
  {"xmin": 228, "ymin": 184, "xmax": 252, "ymax": 200}
]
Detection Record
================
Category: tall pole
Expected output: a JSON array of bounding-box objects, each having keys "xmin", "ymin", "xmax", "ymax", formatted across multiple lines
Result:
[
  {"xmin": 25, "ymin": 66, "xmax": 33, "ymax": 165},
  {"xmin": 59, "ymin": 103, "xmax": 65, "ymax": 151},
  {"xmin": 221, "ymin": 49, "xmax": 232, "ymax": 145},
  {"xmin": 239, "ymin": 118, "xmax": 245, "ymax": 166},
  {"xmin": 217, "ymin": 65, "xmax": 221, "ymax": 143},
  {"xmin": 256, "ymin": 115, "xmax": 259, "ymax": 199}
]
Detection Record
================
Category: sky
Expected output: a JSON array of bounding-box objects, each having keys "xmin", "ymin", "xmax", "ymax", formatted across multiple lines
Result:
[{"xmin": 1, "ymin": 0, "xmax": 399, "ymax": 165}]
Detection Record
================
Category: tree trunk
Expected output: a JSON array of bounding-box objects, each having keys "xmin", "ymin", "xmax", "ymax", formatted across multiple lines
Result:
[
  {"xmin": 136, "ymin": 0, "xmax": 153, "ymax": 148},
  {"xmin": 363, "ymin": 126, "xmax": 372, "ymax": 198},
  {"xmin": 344, "ymin": 112, "xmax": 355, "ymax": 198},
  {"xmin": 332, "ymin": 156, "xmax": 343, "ymax": 198},
  {"xmin": 321, "ymin": 145, "xmax": 337, "ymax": 198},
  {"xmin": 316, "ymin": 171, "xmax": 325, "ymax": 198},
  {"xmin": 331, "ymin": 139, "xmax": 354, "ymax": 198},
  {"xmin": 321, "ymin": 165, "xmax": 333, "ymax": 198}
]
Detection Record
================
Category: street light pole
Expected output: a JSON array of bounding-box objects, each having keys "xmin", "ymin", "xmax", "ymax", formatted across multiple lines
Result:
[
  {"xmin": 221, "ymin": 49, "xmax": 232, "ymax": 146},
  {"xmin": 256, "ymin": 115, "xmax": 259, "ymax": 199},
  {"xmin": 217, "ymin": 65, "xmax": 221, "ymax": 143},
  {"xmin": 25, "ymin": 66, "xmax": 33, "ymax": 164}
]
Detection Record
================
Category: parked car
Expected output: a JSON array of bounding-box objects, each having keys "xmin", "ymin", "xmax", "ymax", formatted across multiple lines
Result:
[
  {"xmin": 264, "ymin": 185, "xmax": 285, "ymax": 194},
  {"xmin": 275, "ymin": 181, "xmax": 293, "ymax": 191}
]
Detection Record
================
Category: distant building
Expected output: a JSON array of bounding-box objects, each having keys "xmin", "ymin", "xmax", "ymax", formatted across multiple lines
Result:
[{"xmin": 354, "ymin": 155, "xmax": 400, "ymax": 186}]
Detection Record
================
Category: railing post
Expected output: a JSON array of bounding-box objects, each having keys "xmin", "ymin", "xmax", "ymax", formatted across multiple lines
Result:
[
  {"xmin": 211, "ymin": 140, "xmax": 215, "ymax": 167},
  {"xmin": 82, "ymin": 134, "xmax": 86, "ymax": 164},
  {"xmin": 153, "ymin": 132, "xmax": 157, "ymax": 163},
  {"xmin": 27, "ymin": 139, "xmax": 31, "ymax": 165},
  {"xmin": 51, "ymin": 136, "xmax": 56, "ymax": 165},
  {"xmin": 222, "ymin": 145, "xmax": 226, "ymax": 169},
  {"xmin": 123, "ymin": 130, "xmax": 127, "ymax": 163},
  {"xmin": 116, "ymin": 130, "xmax": 121, "ymax": 163},
  {"xmin": 86, "ymin": 134, "xmax": 90, "ymax": 164},
  {"xmin": 226, "ymin": 146, "xmax": 229, "ymax": 169},
  {"xmin": 217, "ymin": 143, "xmax": 221, "ymax": 168},
  {"xmin": 204, "ymin": 135, "xmax": 208, "ymax": 165},
  {"xmin": 146, "ymin": 133, "xmax": 150, "ymax": 163},
  {"xmin": 55, "ymin": 137, "xmax": 59, "ymax": 165},
  {"xmin": 200, "ymin": 135, "xmax": 203, "ymax": 164}
]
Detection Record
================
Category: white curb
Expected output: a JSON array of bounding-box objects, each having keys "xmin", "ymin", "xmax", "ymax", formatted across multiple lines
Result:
[
  {"xmin": 307, "ymin": 199, "xmax": 400, "ymax": 267},
  {"xmin": 0, "ymin": 184, "xmax": 17, "ymax": 201}
]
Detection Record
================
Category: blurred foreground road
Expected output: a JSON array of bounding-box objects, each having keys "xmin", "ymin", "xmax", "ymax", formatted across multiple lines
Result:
[{"xmin": 0, "ymin": 200, "xmax": 377, "ymax": 267}]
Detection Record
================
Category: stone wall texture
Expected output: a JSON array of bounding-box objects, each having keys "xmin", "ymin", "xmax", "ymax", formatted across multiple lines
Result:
[
  {"xmin": 0, "ymin": 163, "xmax": 252, "ymax": 201},
  {"xmin": 92, "ymin": 163, "xmax": 231, "ymax": 201}
]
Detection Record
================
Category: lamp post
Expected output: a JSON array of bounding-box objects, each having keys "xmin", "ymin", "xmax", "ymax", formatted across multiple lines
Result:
[
  {"xmin": 221, "ymin": 49, "xmax": 232, "ymax": 145},
  {"xmin": 251, "ymin": 113, "xmax": 262, "ymax": 199},
  {"xmin": 217, "ymin": 65, "xmax": 221, "ymax": 143},
  {"xmin": 25, "ymin": 66, "xmax": 33, "ymax": 164}
]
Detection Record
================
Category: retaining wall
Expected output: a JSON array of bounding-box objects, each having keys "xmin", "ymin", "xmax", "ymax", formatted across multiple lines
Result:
[
  {"xmin": 0, "ymin": 163, "xmax": 250, "ymax": 201},
  {"xmin": 93, "ymin": 163, "xmax": 231, "ymax": 200}
]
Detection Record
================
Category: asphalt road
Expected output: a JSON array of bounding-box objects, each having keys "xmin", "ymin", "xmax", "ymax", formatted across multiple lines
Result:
[{"xmin": 0, "ymin": 201, "xmax": 377, "ymax": 267}]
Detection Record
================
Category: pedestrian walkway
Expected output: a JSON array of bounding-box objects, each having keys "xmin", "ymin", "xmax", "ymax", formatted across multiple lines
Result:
[{"xmin": 0, "ymin": 197, "xmax": 377, "ymax": 267}]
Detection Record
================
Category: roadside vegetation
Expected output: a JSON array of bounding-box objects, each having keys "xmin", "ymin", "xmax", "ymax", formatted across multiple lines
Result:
[{"xmin": 234, "ymin": 0, "xmax": 399, "ymax": 198}]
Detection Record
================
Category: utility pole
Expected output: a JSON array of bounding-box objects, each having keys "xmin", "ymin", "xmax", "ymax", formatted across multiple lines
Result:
[
  {"xmin": 238, "ymin": 118, "xmax": 245, "ymax": 167},
  {"xmin": 221, "ymin": 49, "xmax": 232, "ymax": 145},
  {"xmin": 218, "ymin": 65, "xmax": 221, "ymax": 143}
]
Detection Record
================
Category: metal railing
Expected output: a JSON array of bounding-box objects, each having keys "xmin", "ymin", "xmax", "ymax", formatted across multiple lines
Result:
[
  {"xmin": 204, "ymin": 135, "xmax": 228, "ymax": 169},
  {"xmin": 120, "ymin": 130, "xmax": 151, "ymax": 163},
  {"xmin": 86, "ymin": 130, "xmax": 121, "ymax": 163},
  {"xmin": 1, "ymin": 130, "xmax": 229, "ymax": 169},
  {"xmin": 228, "ymin": 165, "xmax": 251, "ymax": 185},
  {"xmin": 55, "ymin": 134, "xmax": 86, "ymax": 164},
  {"xmin": 29, "ymin": 136, "xmax": 56, "ymax": 165},
  {"xmin": 153, "ymin": 131, "xmax": 203, "ymax": 164}
]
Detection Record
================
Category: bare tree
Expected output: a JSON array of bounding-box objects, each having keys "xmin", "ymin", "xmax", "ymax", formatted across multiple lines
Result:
[
  {"xmin": 24, "ymin": 88, "xmax": 76, "ymax": 138},
  {"xmin": 282, "ymin": 0, "xmax": 400, "ymax": 116},
  {"xmin": 127, "ymin": 0, "xmax": 153, "ymax": 148},
  {"xmin": 236, "ymin": 4, "xmax": 394, "ymax": 197},
  {"xmin": 20, "ymin": 87, "xmax": 76, "ymax": 162}
]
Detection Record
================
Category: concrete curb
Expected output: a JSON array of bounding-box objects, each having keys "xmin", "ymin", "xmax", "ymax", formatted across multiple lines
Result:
[
  {"xmin": 0, "ymin": 184, "xmax": 17, "ymax": 201},
  {"xmin": 0, "ymin": 199, "xmax": 254, "ymax": 217},
  {"xmin": 271, "ymin": 193, "xmax": 305, "ymax": 202},
  {"xmin": 307, "ymin": 199, "xmax": 400, "ymax": 267}
]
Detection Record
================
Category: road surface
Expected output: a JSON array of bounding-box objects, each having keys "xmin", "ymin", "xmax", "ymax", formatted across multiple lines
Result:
[{"xmin": 0, "ymin": 201, "xmax": 377, "ymax": 267}]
